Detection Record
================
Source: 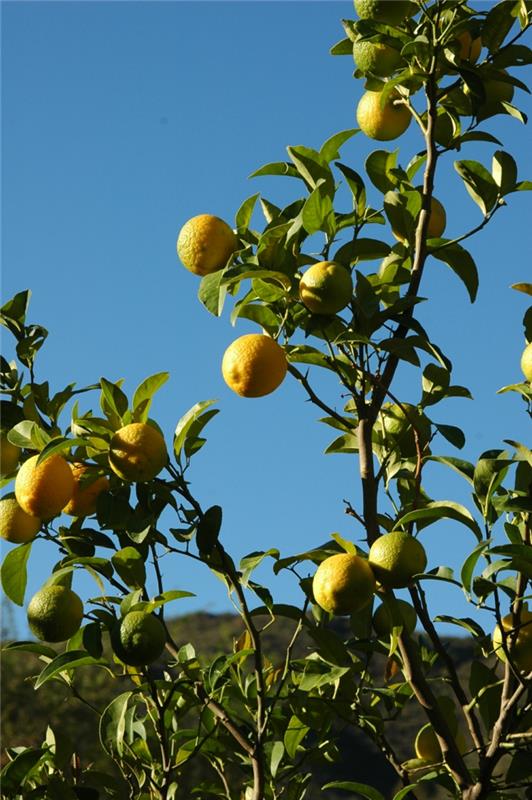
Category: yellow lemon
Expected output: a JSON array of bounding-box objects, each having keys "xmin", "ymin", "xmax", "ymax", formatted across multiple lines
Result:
[
  {"xmin": 109, "ymin": 423, "xmax": 168, "ymax": 483},
  {"xmin": 521, "ymin": 342, "xmax": 532, "ymax": 382},
  {"xmin": 15, "ymin": 454, "xmax": 75, "ymax": 520},
  {"xmin": 177, "ymin": 214, "xmax": 237, "ymax": 276},
  {"xmin": 63, "ymin": 463, "xmax": 110, "ymax": 517},
  {"xmin": 222, "ymin": 334, "xmax": 287, "ymax": 398},
  {"xmin": 492, "ymin": 609, "xmax": 532, "ymax": 673},
  {"xmin": 299, "ymin": 261, "xmax": 353, "ymax": 315},
  {"xmin": 0, "ymin": 496, "xmax": 41, "ymax": 544},
  {"xmin": 313, "ymin": 552, "xmax": 376, "ymax": 615},
  {"xmin": 368, "ymin": 531, "xmax": 427, "ymax": 589},
  {"xmin": 356, "ymin": 90, "xmax": 411, "ymax": 141}
]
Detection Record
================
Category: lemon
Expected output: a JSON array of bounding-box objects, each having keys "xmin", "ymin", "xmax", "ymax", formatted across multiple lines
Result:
[
  {"xmin": 392, "ymin": 192, "xmax": 446, "ymax": 242},
  {"xmin": 0, "ymin": 496, "xmax": 41, "ymax": 544},
  {"xmin": 63, "ymin": 463, "xmax": 110, "ymax": 517},
  {"xmin": 354, "ymin": 0, "xmax": 413, "ymax": 24},
  {"xmin": 492, "ymin": 608, "xmax": 532, "ymax": 673},
  {"xmin": 222, "ymin": 334, "xmax": 287, "ymax": 398},
  {"xmin": 356, "ymin": 90, "xmax": 411, "ymax": 141},
  {"xmin": 0, "ymin": 434, "xmax": 20, "ymax": 477},
  {"xmin": 372, "ymin": 597, "xmax": 417, "ymax": 637},
  {"xmin": 27, "ymin": 585, "xmax": 84, "ymax": 642},
  {"xmin": 368, "ymin": 531, "xmax": 427, "ymax": 588},
  {"xmin": 313, "ymin": 552, "xmax": 376, "ymax": 615},
  {"xmin": 353, "ymin": 39, "xmax": 402, "ymax": 77},
  {"xmin": 379, "ymin": 402, "xmax": 431, "ymax": 458},
  {"xmin": 521, "ymin": 342, "xmax": 532, "ymax": 382},
  {"xmin": 299, "ymin": 261, "xmax": 353, "ymax": 315},
  {"xmin": 15, "ymin": 454, "xmax": 75, "ymax": 520},
  {"xmin": 109, "ymin": 423, "xmax": 168, "ymax": 483},
  {"xmin": 111, "ymin": 611, "xmax": 167, "ymax": 666},
  {"xmin": 177, "ymin": 214, "xmax": 237, "ymax": 276}
]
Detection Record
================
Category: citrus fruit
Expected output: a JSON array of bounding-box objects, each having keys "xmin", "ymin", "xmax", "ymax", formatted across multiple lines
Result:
[
  {"xmin": 368, "ymin": 531, "xmax": 427, "ymax": 588},
  {"xmin": 379, "ymin": 402, "xmax": 431, "ymax": 457},
  {"xmin": 372, "ymin": 597, "xmax": 417, "ymax": 637},
  {"xmin": 456, "ymin": 31, "xmax": 481, "ymax": 63},
  {"xmin": 15, "ymin": 454, "xmax": 75, "ymax": 520},
  {"xmin": 63, "ymin": 463, "xmax": 110, "ymax": 517},
  {"xmin": 177, "ymin": 214, "xmax": 237, "ymax": 277},
  {"xmin": 111, "ymin": 611, "xmax": 167, "ymax": 666},
  {"xmin": 354, "ymin": 0, "xmax": 413, "ymax": 24},
  {"xmin": 356, "ymin": 90, "xmax": 411, "ymax": 141},
  {"xmin": 0, "ymin": 434, "xmax": 20, "ymax": 477},
  {"xmin": 222, "ymin": 334, "xmax": 287, "ymax": 398},
  {"xmin": 299, "ymin": 261, "xmax": 353, "ymax": 315},
  {"xmin": 0, "ymin": 496, "xmax": 41, "ymax": 544},
  {"xmin": 353, "ymin": 39, "xmax": 403, "ymax": 77},
  {"xmin": 391, "ymin": 193, "xmax": 446, "ymax": 243},
  {"xmin": 109, "ymin": 423, "xmax": 168, "ymax": 483},
  {"xmin": 27, "ymin": 585, "xmax": 84, "ymax": 642},
  {"xmin": 313, "ymin": 552, "xmax": 376, "ymax": 615},
  {"xmin": 521, "ymin": 342, "xmax": 532, "ymax": 382},
  {"xmin": 492, "ymin": 608, "xmax": 532, "ymax": 673}
]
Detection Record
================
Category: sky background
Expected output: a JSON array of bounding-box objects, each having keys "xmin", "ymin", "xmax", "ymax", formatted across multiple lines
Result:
[{"xmin": 1, "ymin": 0, "xmax": 531, "ymax": 640}]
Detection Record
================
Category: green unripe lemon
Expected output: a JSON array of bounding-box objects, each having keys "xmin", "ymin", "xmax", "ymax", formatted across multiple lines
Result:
[
  {"xmin": 299, "ymin": 261, "xmax": 353, "ymax": 315},
  {"xmin": 369, "ymin": 531, "xmax": 427, "ymax": 589},
  {"xmin": 111, "ymin": 611, "xmax": 167, "ymax": 666},
  {"xmin": 353, "ymin": 40, "xmax": 403, "ymax": 77},
  {"xmin": 27, "ymin": 585, "xmax": 84, "ymax": 643}
]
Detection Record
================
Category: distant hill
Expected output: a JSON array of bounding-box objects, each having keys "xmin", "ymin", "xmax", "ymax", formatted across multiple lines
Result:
[{"xmin": 1, "ymin": 612, "xmax": 477, "ymax": 799}]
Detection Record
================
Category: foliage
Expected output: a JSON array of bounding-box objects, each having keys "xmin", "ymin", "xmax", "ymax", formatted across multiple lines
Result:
[{"xmin": 1, "ymin": 2, "xmax": 532, "ymax": 800}]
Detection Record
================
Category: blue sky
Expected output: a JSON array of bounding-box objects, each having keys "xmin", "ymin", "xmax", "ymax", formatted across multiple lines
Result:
[{"xmin": 1, "ymin": 1, "xmax": 531, "ymax": 639}]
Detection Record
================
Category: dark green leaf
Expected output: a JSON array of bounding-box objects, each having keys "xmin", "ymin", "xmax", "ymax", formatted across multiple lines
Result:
[
  {"xmin": 492, "ymin": 150, "xmax": 518, "ymax": 194},
  {"xmin": 432, "ymin": 615, "xmax": 485, "ymax": 638},
  {"xmin": 302, "ymin": 182, "xmax": 335, "ymax": 235},
  {"xmin": 322, "ymin": 782, "xmax": 385, "ymax": 800},
  {"xmin": 434, "ymin": 423, "xmax": 466, "ymax": 449},
  {"xmin": 429, "ymin": 241, "xmax": 479, "ymax": 302},
  {"xmin": 461, "ymin": 540, "xmax": 490, "ymax": 595},
  {"xmin": 365, "ymin": 149, "xmax": 400, "ymax": 194},
  {"xmin": 426, "ymin": 455, "xmax": 474, "ymax": 484},
  {"xmin": 284, "ymin": 715, "xmax": 310, "ymax": 760},
  {"xmin": 99, "ymin": 692, "xmax": 133, "ymax": 757},
  {"xmin": 198, "ymin": 271, "xmax": 227, "ymax": 317},
  {"xmin": 397, "ymin": 502, "xmax": 482, "ymax": 541},
  {"xmin": 249, "ymin": 161, "xmax": 300, "ymax": 180},
  {"xmin": 197, "ymin": 505, "xmax": 222, "ymax": 556},
  {"xmin": 35, "ymin": 650, "xmax": 108, "ymax": 689},
  {"xmin": 99, "ymin": 378, "xmax": 128, "ymax": 422},
  {"xmin": 287, "ymin": 145, "xmax": 333, "ymax": 192},
  {"xmin": 111, "ymin": 547, "xmax": 146, "ymax": 589},
  {"xmin": 330, "ymin": 37, "xmax": 354, "ymax": 56},
  {"xmin": 454, "ymin": 159, "xmax": 499, "ymax": 215},
  {"xmin": 335, "ymin": 238, "xmax": 391, "ymax": 265},
  {"xmin": 0, "ymin": 748, "xmax": 46, "ymax": 792},
  {"xmin": 336, "ymin": 162, "xmax": 366, "ymax": 215},
  {"xmin": 1, "ymin": 542, "xmax": 32, "ymax": 606}
]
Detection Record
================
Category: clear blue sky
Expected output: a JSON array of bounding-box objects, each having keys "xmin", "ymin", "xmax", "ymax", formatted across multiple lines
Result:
[{"xmin": 2, "ymin": 1, "xmax": 531, "ymax": 639}]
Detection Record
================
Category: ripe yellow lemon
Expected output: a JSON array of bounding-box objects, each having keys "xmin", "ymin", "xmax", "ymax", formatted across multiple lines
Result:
[
  {"xmin": 456, "ymin": 31, "xmax": 482, "ymax": 63},
  {"xmin": 356, "ymin": 90, "xmax": 411, "ymax": 141},
  {"xmin": 299, "ymin": 261, "xmax": 353, "ymax": 315},
  {"xmin": 354, "ymin": 0, "xmax": 413, "ymax": 24},
  {"xmin": 0, "ymin": 434, "xmax": 20, "ymax": 477},
  {"xmin": 379, "ymin": 402, "xmax": 431, "ymax": 458},
  {"xmin": 492, "ymin": 609, "xmax": 532, "ymax": 673},
  {"xmin": 222, "ymin": 334, "xmax": 287, "ymax": 398},
  {"xmin": 27, "ymin": 585, "xmax": 84, "ymax": 642},
  {"xmin": 111, "ymin": 611, "xmax": 167, "ymax": 666},
  {"xmin": 372, "ymin": 597, "xmax": 417, "ymax": 637},
  {"xmin": 521, "ymin": 342, "xmax": 532, "ymax": 382},
  {"xmin": 15, "ymin": 454, "xmax": 75, "ymax": 520},
  {"xmin": 353, "ymin": 40, "xmax": 403, "ymax": 77},
  {"xmin": 313, "ymin": 552, "xmax": 376, "ymax": 615},
  {"xmin": 109, "ymin": 423, "xmax": 168, "ymax": 483},
  {"xmin": 368, "ymin": 531, "xmax": 427, "ymax": 588},
  {"xmin": 63, "ymin": 463, "xmax": 110, "ymax": 517},
  {"xmin": 177, "ymin": 214, "xmax": 237, "ymax": 276},
  {"xmin": 0, "ymin": 496, "xmax": 41, "ymax": 544}
]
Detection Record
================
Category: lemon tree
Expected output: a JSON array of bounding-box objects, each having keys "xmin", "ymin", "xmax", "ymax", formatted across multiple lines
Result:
[{"xmin": 1, "ymin": 2, "xmax": 532, "ymax": 800}]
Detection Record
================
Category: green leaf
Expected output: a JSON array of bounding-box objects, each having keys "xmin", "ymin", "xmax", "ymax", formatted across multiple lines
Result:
[
  {"xmin": 285, "ymin": 345, "xmax": 334, "ymax": 370},
  {"xmin": 421, "ymin": 363, "xmax": 450, "ymax": 406},
  {"xmin": 100, "ymin": 377, "xmax": 128, "ymax": 422},
  {"xmin": 239, "ymin": 549, "xmax": 279, "ymax": 584},
  {"xmin": 454, "ymin": 159, "xmax": 499, "ymax": 215},
  {"xmin": 426, "ymin": 455, "xmax": 474, "ymax": 484},
  {"xmin": 432, "ymin": 615, "xmax": 485, "ymax": 638},
  {"xmin": 284, "ymin": 715, "xmax": 309, "ymax": 760},
  {"xmin": 197, "ymin": 505, "xmax": 222, "ymax": 556},
  {"xmin": 492, "ymin": 150, "xmax": 518, "ymax": 195},
  {"xmin": 7, "ymin": 420, "xmax": 51, "ymax": 451},
  {"xmin": 482, "ymin": 2, "xmax": 517, "ymax": 54},
  {"xmin": 330, "ymin": 37, "xmax": 354, "ymax": 56},
  {"xmin": 249, "ymin": 161, "xmax": 300, "ymax": 180},
  {"xmin": 461, "ymin": 540, "xmax": 490, "ymax": 595},
  {"xmin": 287, "ymin": 145, "xmax": 333, "ymax": 192},
  {"xmin": 198, "ymin": 270, "xmax": 227, "ymax": 317},
  {"xmin": 397, "ymin": 502, "xmax": 482, "ymax": 541},
  {"xmin": 458, "ymin": 131, "xmax": 503, "ymax": 146},
  {"xmin": 0, "ymin": 289, "xmax": 31, "ymax": 329},
  {"xmin": 1, "ymin": 542, "xmax": 32, "ymax": 606},
  {"xmin": 365, "ymin": 149, "xmax": 400, "ymax": 194},
  {"xmin": 35, "ymin": 650, "xmax": 108, "ymax": 689},
  {"xmin": 0, "ymin": 748, "xmax": 46, "ymax": 793},
  {"xmin": 322, "ymin": 782, "xmax": 385, "ymax": 800},
  {"xmin": 144, "ymin": 589, "xmax": 196, "ymax": 612},
  {"xmin": 393, "ymin": 787, "xmax": 422, "ymax": 800},
  {"xmin": 320, "ymin": 129, "xmax": 357, "ymax": 163},
  {"xmin": 301, "ymin": 181, "xmax": 335, "ymax": 236},
  {"xmin": 270, "ymin": 740, "xmax": 284, "ymax": 779},
  {"xmin": 335, "ymin": 238, "xmax": 391, "ymax": 265},
  {"xmin": 99, "ymin": 691, "xmax": 133, "ymax": 757},
  {"xmin": 1, "ymin": 640, "xmax": 57, "ymax": 658},
  {"xmin": 174, "ymin": 399, "xmax": 217, "ymax": 464},
  {"xmin": 36, "ymin": 436, "xmax": 87, "ymax": 465},
  {"xmin": 336, "ymin": 162, "xmax": 366, "ymax": 215},
  {"xmin": 235, "ymin": 193, "xmax": 259, "ymax": 229},
  {"xmin": 434, "ymin": 423, "xmax": 466, "ymax": 450},
  {"xmin": 429, "ymin": 241, "xmax": 479, "ymax": 302},
  {"xmin": 111, "ymin": 547, "xmax": 146, "ymax": 589},
  {"xmin": 183, "ymin": 408, "xmax": 219, "ymax": 460},
  {"xmin": 131, "ymin": 372, "xmax": 169, "ymax": 423}
]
